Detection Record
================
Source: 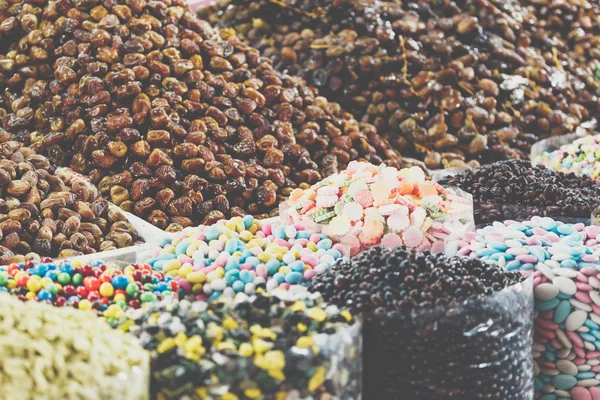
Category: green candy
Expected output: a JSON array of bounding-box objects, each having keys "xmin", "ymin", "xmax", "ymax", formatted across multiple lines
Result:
[
  {"xmin": 143, "ymin": 283, "xmax": 156, "ymax": 291},
  {"xmin": 71, "ymin": 273, "xmax": 83, "ymax": 286},
  {"xmin": 140, "ymin": 292, "xmax": 155, "ymax": 302},
  {"xmin": 0, "ymin": 273, "xmax": 7, "ymax": 286},
  {"xmin": 57, "ymin": 272, "xmax": 70, "ymax": 285},
  {"xmin": 126, "ymin": 282, "xmax": 139, "ymax": 295},
  {"xmin": 46, "ymin": 283, "xmax": 58, "ymax": 295}
]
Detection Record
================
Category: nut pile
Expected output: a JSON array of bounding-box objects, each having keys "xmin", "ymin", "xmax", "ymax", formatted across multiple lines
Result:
[
  {"xmin": 439, "ymin": 159, "xmax": 600, "ymax": 224},
  {"xmin": 308, "ymin": 245, "xmax": 533, "ymax": 399},
  {"xmin": 0, "ymin": 134, "xmax": 142, "ymax": 264},
  {"xmin": 0, "ymin": 0, "xmax": 402, "ymax": 231},
  {"xmin": 202, "ymin": 0, "xmax": 600, "ymax": 168}
]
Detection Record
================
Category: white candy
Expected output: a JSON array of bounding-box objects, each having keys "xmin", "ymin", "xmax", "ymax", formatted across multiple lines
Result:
[
  {"xmin": 565, "ymin": 310, "xmax": 587, "ymax": 331},
  {"xmin": 552, "ymin": 276, "xmax": 577, "ymax": 295},
  {"xmin": 211, "ymin": 279, "xmax": 227, "ymax": 291},
  {"xmin": 534, "ymin": 283, "xmax": 559, "ymax": 301}
]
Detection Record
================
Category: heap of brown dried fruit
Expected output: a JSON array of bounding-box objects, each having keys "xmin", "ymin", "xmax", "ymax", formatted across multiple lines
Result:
[
  {"xmin": 0, "ymin": 0, "xmax": 403, "ymax": 232},
  {"xmin": 201, "ymin": 0, "xmax": 600, "ymax": 169},
  {"xmin": 0, "ymin": 132, "xmax": 142, "ymax": 265}
]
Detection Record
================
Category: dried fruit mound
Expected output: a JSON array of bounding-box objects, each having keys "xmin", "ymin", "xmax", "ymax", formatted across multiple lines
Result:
[
  {"xmin": 0, "ymin": 0, "xmax": 402, "ymax": 232},
  {"xmin": 0, "ymin": 133, "xmax": 142, "ymax": 264},
  {"xmin": 201, "ymin": 0, "xmax": 600, "ymax": 169}
]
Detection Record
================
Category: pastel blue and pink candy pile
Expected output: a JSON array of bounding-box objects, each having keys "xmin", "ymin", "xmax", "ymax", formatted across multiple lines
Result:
[
  {"xmin": 447, "ymin": 216, "xmax": 600, "ymax": 400},
  {"xmin": 140, "ymin": 216, "xmax": 346, "ymax": 301}
]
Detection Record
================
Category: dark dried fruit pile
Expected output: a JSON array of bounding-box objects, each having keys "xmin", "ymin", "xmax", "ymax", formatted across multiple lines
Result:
[
  {"xmin": 0, "ymin": 0, "xmax": 402, "ymax": 232},
  {"xmin": 308, "ymin": 245, "xmax": 532, "ymax": 399},
  {"xmin": 0, "ymin": 133, "xmax": 142, "ymax": 265},
  {"xmin": 202, "ymin": 0, "xmax": 600, "ymax": 169},
  {"xmin": 439, "ymin": 159, "xmax": 600, "ymax": 224}
]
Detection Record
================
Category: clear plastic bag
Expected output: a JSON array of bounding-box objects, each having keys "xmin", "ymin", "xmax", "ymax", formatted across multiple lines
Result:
[
  {"xmin": 363, "ymin": 277, "xmax": 534, "ymax": 399},
  {"xmin": 101, "ymin": 353, "xmax": 150, "ymax": 400}
]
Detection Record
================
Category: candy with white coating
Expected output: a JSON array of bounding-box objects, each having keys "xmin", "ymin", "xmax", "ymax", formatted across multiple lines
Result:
[
  {"xmin": 447, "ymin": 216, "xmax": 600, "ymax": 398},
  {"xmin": 140, "ymin": 216, "xmax": 345, "ymax": 301}
]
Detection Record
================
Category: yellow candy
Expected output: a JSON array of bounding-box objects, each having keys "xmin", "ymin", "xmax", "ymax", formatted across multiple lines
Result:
[
  {"xmin": 257, "ymin": 252, "xmax": 271, "ymax": 263},
  {"xmin": 268, "ymin": 369, "xmax": 285, "ymax": 381},
  {"xmin": 114, "ymin": 293, "xmax": 126, "ymax": 302},
  {"xmin": 166, "ymin": 270, "xmax": 179, "ymax": 277},
  {"xmin": 14, "ymin": 271, "xmax": 26, "ymax": 281},
  {"xmin": 308, "ymin": 367, "xmax": 326, "ymax": 392},
  {"xmin": 99, "ymin": 282, "xmax": 114, "ymax": 297},
  {"xmin": 162, "ymin": 259, "xmax": 181, "ymax": 272},
  {"xmin": 218, "ymin": 234, "xmax": 229, "ymax": 243},
  {"xmin": 195, "ymin": 388, "xmax": 208, "ymax": 399},
  {"xmin": 171, "ymin": 238, "xmax": 181, "ymax": 246},
  {"xmin": 124, "ymin": 265, "xmax": 135, "ymax": 275},
  {"xmin": 207, "ymin": 324, "xmax": 224, "ymax": 344},
  {"xmin": 244, "ymin": 388, "xmax": 262, "ymax": 399},
  {"xmin": 7, "ymin": 280, "xmax": 16, "ymax": 289},
  {"xmin": 217, "ymin": 341, "xmax": 236, "ymax": 351},
  {"xmin": 222, "ymin": 316, "xmax": 239, "ymax": 330},
  {"xmin": 186, "ymin": 243, "xmax": 199, "ymax": 256},
  {"xmin": 78, "ymin": 299, "xmax": 92, "ymax": 311},
  {"xmin": 248, "ymin": 223, "xmax": 259, "ymax": 234},
  {"xmin": 264, "ymin": 350, "xmax": 285, "ymax": 370},
  {"xmin": 206, "ymin": 271, "xmax": 220, "ymax": 282},
  {"xmin": 296, "ymin": 336, "xmax": 314, "ymax": 348},
  {"xmin": 278, "ymin": 266, "xmax": 291, "ymax": 275},
  {"xmin": 239, "ymin": 343, "xmax": 253, "ymax": 357},
  {"xmin": 306, "ymin": 307, "xmax": 327, "ymax": 322},
  {"xmin": 192, "ymin": 283, "xmax": 204, "ymax": 293},
  {"xmin": 239, "ymin": 230, "xmax": 253, "ymax": 242},
  {"xmin": 71, "ymin": 260, "xmax": 83, "ymax": 268},
  {"xmin": 252, "ymin": 337, "xmax": 272, "ymax": 354},
  {"xmin": 174, "ymin": 332, "xmax": 187, "ymax": 348},
  {"xmin": 185, "ymin": 335, "xmax": 203, "ymax": 351},
  {"xmin": 27, "ymin": 279, "xmax": 41, "ymax": 293},
  {"xmin": 25, "ymin": 291, "xmax": 36, "ymax": 300},
  {"xmin": 341, "ymin": 310, "xmax": 353, "ymax": 322},
  {"xmin": 178, "ymin": 265, "xmax": 193, "ymax": 277},
  {"xmin": 297, "ymin": 323, "xmax": 307, "ymax": 333},
  {"xmin": 157, "ymin": 338, "xmax": 175, "ymax": 354},
  {"xmin": 187, "ymin": 272, "xmax": 206, "ymax": 284},
  {"xmin": 307, "ymin": 242, "xmax": 317, "ymax": 251},
  {"xmin": 41, "ymin": 277, "xmax": 53, "ymax": 287},
  {"xmin": 221, "ymin": 393, "xmax": 239, "ymax": 400}
]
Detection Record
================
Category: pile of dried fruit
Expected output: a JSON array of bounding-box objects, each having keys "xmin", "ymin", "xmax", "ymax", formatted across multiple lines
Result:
[
  {"xmin": 0, "ymin": 133, "xmax": 142, "ymax": 264},
  {"xmin": 0, "ymin": 0, "xmax": 402, "ymax": 231},
  {"xmin": 201, "ymin": 0, "xmax": 600, "ymax": 169}
]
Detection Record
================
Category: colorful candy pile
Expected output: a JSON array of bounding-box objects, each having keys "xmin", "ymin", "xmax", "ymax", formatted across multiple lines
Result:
[
  {"xmin": 446, "ymin": 217, "xmax": 600, "ymax": 399},
  {"xmin": 115, "ymin": 293, "xmax": 361, "ymax": 399},
  {"xmin": 140, "ymin": 215, "xmax": 345, "ymax": 301},
  {"xmin": 0, "ymin": 259, "xmax": 177, "ymax": 320},
  {"xmin": 536, "ymin": 134, "xmax": 600, "ymax": 181},
  {"xmin": 0, "ymin": 294, "xmax": 148, "ymax": 400},
  {"xmin": 281, "ymin": 161, "xmax": 473, "ymax": 255}
]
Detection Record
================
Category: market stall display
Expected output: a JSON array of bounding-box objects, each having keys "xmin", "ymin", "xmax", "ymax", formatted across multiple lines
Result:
[
  {"xmin": 281, "ymin": 160, "xmax": 474, "ymax": 254},
  {"xmin": 0, "ymin": 136, "xmax": 143, "ymax": 264},
  {"xmin": 446, "ymin": 217, "xmax": 600, "ymax": 399},
  {"xmin": 308, "ymin": 245, "xmax": 533, "ymax": 399},
  {"xmin": 438, "ymin": 159, "xmax": 600, "ymax": 224},
  {"xmin": 0, "ymin": 293, "xmax": 149, "ymax": 400},
  {"xmin": 0, "ymin": 0, "xmax": 403, "ymax": 231},
  {"xmin": 200, "ymin": 0, "xmax": 600, "ymax": 168},
  {"xmin": 0, "ymin": 259, "xmax": 176, "ymax": 319},
  {"xmin": 114, "ymin": 292, "xmax": 361, "ymax": 399},
  {"xmin": 139, "ymin": 215, "xmax": 345, "ymax": 300}
]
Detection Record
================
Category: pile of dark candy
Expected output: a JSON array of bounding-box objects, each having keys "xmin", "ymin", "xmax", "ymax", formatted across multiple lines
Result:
[
  {"xmin": 115, "ymin": 292, "xmax": 362, "ymax": 399},
  {"xmin": 201, "ymin": 0, "xmax": 600, "ymax": 169},
  {"xmin": 308, "ymin": 245, "xmax": 533, "ymax": 400},
  {"xmin": 439, "ymin": 159, "xmax": 600, "ymax": 224}
]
